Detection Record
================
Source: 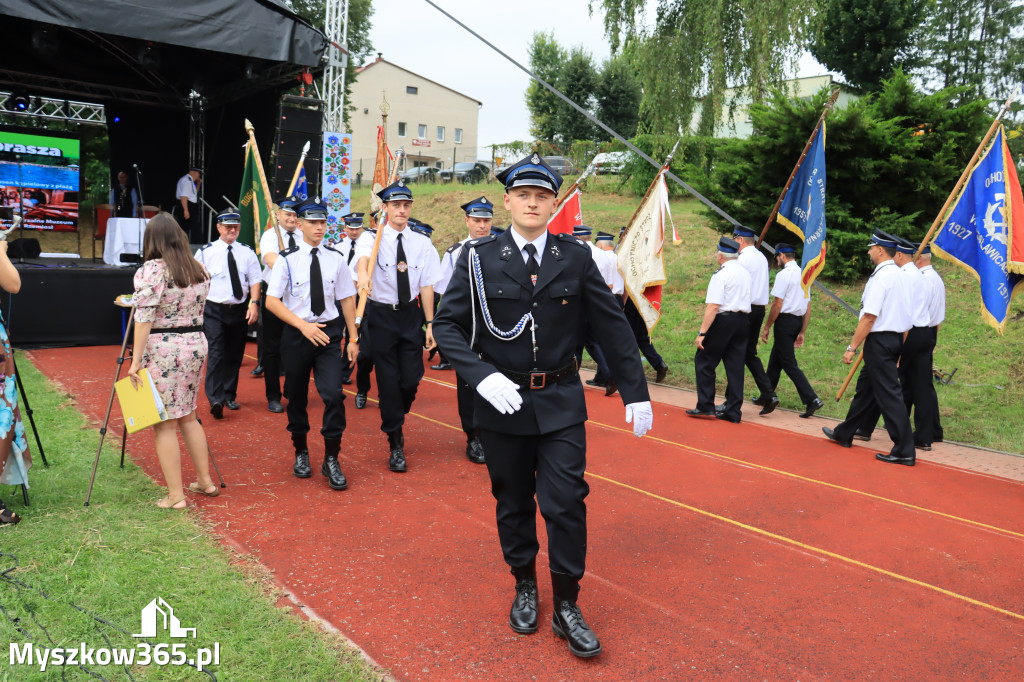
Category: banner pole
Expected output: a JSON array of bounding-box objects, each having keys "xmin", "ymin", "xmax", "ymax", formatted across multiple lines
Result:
[
  {"xmin": 244, "ymin": 119, "xmax": 284, "ymax": 253},
  {"xmin": 286, "ymin": 140, "xmax": 311, "ymax": 197}
]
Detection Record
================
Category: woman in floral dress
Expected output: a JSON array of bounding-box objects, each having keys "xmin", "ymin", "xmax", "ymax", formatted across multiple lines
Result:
[
  {"xmin": 128, "ymin": 213, "xmax": 217, "ymax": 509},
  {"xmin": 0, "ymin": 239, "xmax": 29, "ymax": 524}
]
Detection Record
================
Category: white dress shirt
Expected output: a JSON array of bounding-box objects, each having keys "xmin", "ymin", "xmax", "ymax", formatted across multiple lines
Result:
[
  {"xmin": 267, "ymin": 241, "xmax": 356, "ymax": 323},
  {"xmin": 175, "ymin": 174, "xmax": 197, "ymax": 203},
  {"xmin": 259, "ymin": 227, "xmax": 303, "ymax": 283},
  {"xmin": 900, "ymin": 262, "xmax": 931, "ymax": 328},
  {"xmin": 706, "ymin": 259, "xmax": 752, "ymax": 312},
  {"xmin": 436, "ymin": 234, "xmax": 474, "ymax": 295},
  {"xmin": 860, "ymin": 260, "xmax": 912, "ymax": 333},
  {"xmin": 919, "ymin": 265, "xmax": 946, "ymax": 327},
  {"xmin": 355, "ymin": 223, "xmax": 442, "ymax": 305},
  {"xmin": 738, "ymin": 244, "xmax": 770, "ymax": 305},
  {"xmin": 195, "ymin": 238, "xmax": 262, "ymax": 304},
  {"xmin": 770, "ymin": 260, "xmax": 810, "ymax": 316},
  {"xmin": 510, "ymin": 228, "xmax": 548, "ymax": 268},
  {"xmin": 337, "ymin": 232, "xmax": 374, "ymax": 283}
]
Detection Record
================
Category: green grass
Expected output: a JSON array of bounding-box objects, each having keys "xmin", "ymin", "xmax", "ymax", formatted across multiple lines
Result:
[
  {"xmin": 408, "ymin": 178, "xmax": 1024, "ymax": 454},
  {"xmin": 0, "ymin": 360, "xmax": 385, "ymax": 681}
]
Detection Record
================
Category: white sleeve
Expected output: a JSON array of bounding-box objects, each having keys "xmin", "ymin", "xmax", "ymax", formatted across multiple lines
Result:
[{"xmin": 267, "ymin": 257, "xmax": 288, "ymax": 299}]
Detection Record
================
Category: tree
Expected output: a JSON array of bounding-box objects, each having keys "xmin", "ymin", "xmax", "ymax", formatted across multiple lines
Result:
[
  {"xmin": 554, "ymin": 47, "xmax": 599, "ymax": 146},
  {"xmin": 595, "ymin": 55, "xmax": 641, "ymax": 140},
  {"xmin": 526, "ymin": 32, "xmax": 567, "ymax": 143},
  {"xmin": 597, "ymin": 0, "xmax": 820, "ymax": 135},
  {"xmin": 809, "ymin": 0, "xmax": 927, "ymax": 91},
  {"xmin": 288, "ymin": 0, "xmax": 375, "ymax": 129}
]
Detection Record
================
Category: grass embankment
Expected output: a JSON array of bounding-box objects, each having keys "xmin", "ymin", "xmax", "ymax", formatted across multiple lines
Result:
[
  {"xmin": 0, "ymin": 361, "xmax": 385, "ymax": 681},
  {"xmin": 411, "ymin": 176, "xmax": 1024, "ymax": 454}
]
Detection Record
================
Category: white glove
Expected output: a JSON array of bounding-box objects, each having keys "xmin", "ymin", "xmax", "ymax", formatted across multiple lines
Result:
[
  {"xmin": 625, "ymin": 401, "xmax": 653, "ymax": 437},
  {"xmin": 476, "ymin": 372, "xmax": 524, "ymax": 415}
]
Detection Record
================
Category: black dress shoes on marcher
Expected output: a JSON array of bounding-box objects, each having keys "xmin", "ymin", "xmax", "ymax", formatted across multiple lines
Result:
[
  {"xmin": 714, "ymin": 403, "xmax": 726, "ymax": 413},
  {"xmin": 465, "ymin": 436, "xmax": 486, "ymax": 464},
  {"xmin": 853, "ymin": 430, "xmax": 872, "ymax": 441},
  {"xmin": 655, "ymin": 364, "xmax": 669, "ymax": 384},
  {"xmin": 226, "ymin": 400, "xmax": 240, "ymax": 411},
  {"xmin": 355, "ymin": 393, "xmax": 367, "ymax": 409},
  {"xmin": 686, "ymin": 408, "xmax": 716, "ymax": 418},
  {"xmin": 250, "ymin": 364, "xmax": 264, "ymax": 377},
  {"xmin": 751, "ymin": 395, "xmax": 766, "ymax": 407},
  {"xmin": 759, "ymin": 396, "xmax": 780, "ymax": 416},
  {"xmin": 876, "ymin": 452, "xmax": 916, "ymax": 466},
  {"xmin": 800, "ymin": 398, "xmax": 824, "ymax": 418},
  {"xmin": 716, "ymin": 413, "xmax": 741, "ymax": 423},
  {"xmin": 267, "ymin": 400, "xmax": 284, "ymax": 413},
  {"xmin": 388, "ymin": 430, "xmax": 406, "ymax": 472},
  {"xmin": 293, "ymin": 450, "xmax": 312, "ymax": 478},
  {"xmin": 321, "ymin": 456, "xmax": 348, "ymax": 490},
  {"xmin": 914, "ymin": 440, "xmax": 933, "ymax": 451},
  {"xmin": 210, "ymin": 402, "xmax": 224, "ymax": 420},
  {"xmin": 584, "ymin": 378, "xmax": 605, "ymax": 387},
  {"xmin": 550, "ymin": 572, "xmax": 601, "ymax": 658},
  {"xmin": 822, "ymin": 427, "xmax": 852, "ymax": 448},
  {"xmin": 604, "ymin": 379, "xmax": 618, "ymax": 397},
  {"xmin": 509, "ymin": 560, "xmax": 539, "ymax": 634},
  {"xmin": 431, "ymin": 361, "xmax": 453, "ymax": 371}
]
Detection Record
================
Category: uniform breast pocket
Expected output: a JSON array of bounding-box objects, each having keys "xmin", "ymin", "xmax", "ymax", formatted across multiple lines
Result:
[
  {"xmin": 290, "ymin": 275, "xmax": 310, "ymax": 298},
  {"xmin": 484, "ymin": 282, "xmax": 522, "ymax": 300},
  {"xmin": 549, "ymin": 281, "xmax": 580, "ymax": 299},
  {"xmin": 207, "ymin": 262, "xmax": 226, "ymax": 280}
]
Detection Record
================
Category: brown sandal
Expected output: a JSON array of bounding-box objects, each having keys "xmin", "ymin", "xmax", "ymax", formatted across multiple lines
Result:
[
  {"xmin": 156, "ymin": 496, "xmax": 187, "ymax": 510},
  {"xmin": 187, "ymin": 482, "xmax": 220, "ymax": 497}
]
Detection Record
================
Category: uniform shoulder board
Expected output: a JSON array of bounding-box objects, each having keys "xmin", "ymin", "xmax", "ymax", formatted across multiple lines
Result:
[
  {"xmin": 198, "ymin": 241, "xmax": 215, "ymax": 251},
  {"xmin": 322, "ymin": 244, "xmax": 340, "ymax": 254},
  {"xmin": 279, "ymin": 245, "xmax": 300, "ymax": 257},
  {"xmin": 555, "ymin": 233, "xmax": 589, "ymax": 250},
  {"xmin": 445, "ymin": 241, "xmax": 461, "ymax": 254},
  {"xmin": 237, "ymin": 241, "xmax": 255, "ymax": 252},
  {"xmin": 466, "ymin": 235, "xmax": 498, "ymax": 248}
]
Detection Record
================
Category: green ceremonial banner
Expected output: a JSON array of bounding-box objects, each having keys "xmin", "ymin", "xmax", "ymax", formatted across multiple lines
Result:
[{"xmin": 238, "ymin": 141, "xmax": 272, "ymax": 252}]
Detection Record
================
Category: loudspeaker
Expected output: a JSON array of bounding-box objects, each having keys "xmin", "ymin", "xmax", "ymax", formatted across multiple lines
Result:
[
  {"xmin": 271, "ymin": 96, "xmax": 324, "ymax": 202},
  {"xmin": 7, "ymin": 238, "xmax": 41, "ymax": 259}
]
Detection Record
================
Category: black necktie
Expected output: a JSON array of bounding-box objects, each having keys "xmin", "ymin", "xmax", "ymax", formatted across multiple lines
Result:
[
  {"xmin": 524, "ymin": 243, "xmax": 539, "ymax": 286},
  {"xmin": 396, "ymin": 233, "xmax": 411, "ymax": 304},
  {"xmin": 227, "ymin": 244, "xmax": 243, "ymax": 300},
  {"xmin": 347, "ymin": 241, "xmax": 355, "ymax": 264},
  {"xmin": 310, "ymin": 247, "xmax": 325, "ymax": 316},
  {"xmin": 288, "ymin": 232, "xmax": 296, "ymax": 251}
]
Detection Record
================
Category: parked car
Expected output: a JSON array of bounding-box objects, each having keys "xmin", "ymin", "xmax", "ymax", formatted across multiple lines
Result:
[
  {"xmin": 438, "ymin": 162, "xmax": 489, "ymax": 184},
  {"xmin": 399, "ymin": 166, "xmax": 439, "ymax": 183},
  {"xmin": 542, "ymin": 155, "xmax": 575, "ymax": 176},
  {"xmin": 592, "ymin": 151, "xmax": 630, "ymax": 174}
]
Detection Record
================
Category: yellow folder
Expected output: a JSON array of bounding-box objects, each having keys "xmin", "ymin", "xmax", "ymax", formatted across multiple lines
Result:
[{"xmin": 115, "ymin": 368, "xmax": 168, "ymax": 433}]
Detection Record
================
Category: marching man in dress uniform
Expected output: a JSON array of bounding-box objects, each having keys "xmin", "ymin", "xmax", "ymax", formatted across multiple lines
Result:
[
  {"xmin": 687, "ymin": 236, "xmax": 752, "ymax": 423},
  {"xmin": 914, "ymin": 242, "xmax": 945, "ymax": 445},
  {"xmin": 433, "ymin": 153, "xmax": 653, "ymax": 659},
  {"xmin": 822, "ymin": 229, "xmax": 916, "ymax": 465},
  {"xmin": 195, "ymin": 210, "xmax": 261, "ymax": 419},
  {"xmin": 433, "ymin": 196, "xmax": 496, "ymax": 463},
  {"xmin": 265, "ymin": 197, "xmax": 359, "ymax": 490},
  {"xmin": 337, "ymin": 213, "xmax": 372, "ymax": 386},
  {"xmin": 731, "ymin": 225, "xmax": 779, "ymax": 415},
  {"xmin": 354, "ymin": 179, "xmax": 442, "ymax": 473},
  {"xmin": 257, "ymin": 196, "xmax": 301, "ymax": 411}
]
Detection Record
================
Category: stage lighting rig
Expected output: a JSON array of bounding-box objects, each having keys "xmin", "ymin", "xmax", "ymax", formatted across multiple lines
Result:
[{"xmin": 12, "ymin": 91, "xmax": 30, "ymax": 111}]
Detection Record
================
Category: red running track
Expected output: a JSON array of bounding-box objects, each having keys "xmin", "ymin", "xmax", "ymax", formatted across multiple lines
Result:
[{"xmin": 29, "ymin": 344, "xmax": 1024, "ymax": 680}]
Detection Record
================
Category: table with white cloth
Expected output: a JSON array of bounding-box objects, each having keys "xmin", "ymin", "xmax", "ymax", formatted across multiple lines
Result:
[{"xmin": 102, "ymin": 217, "xmax": 149, "ymax": 265}]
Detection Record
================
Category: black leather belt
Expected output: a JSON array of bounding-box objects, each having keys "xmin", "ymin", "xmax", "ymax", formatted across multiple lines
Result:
[
  {"xmin": 368, "ymin": 298, "xmax": 420, "ymax": 311},
  {"xmin": 152, "ymin": 325, "xmax": 203, "ymax": 334},
  {"xmin": 207, "ymin": 299, "xmax": 249, "ymax": 309},
  {"xmin": 499, "ymin": 360, "xmax": 578, "ymax": 390},
  {"xmin": 718, "ymin": 311, "xmax": 748, "ymax": 316}
]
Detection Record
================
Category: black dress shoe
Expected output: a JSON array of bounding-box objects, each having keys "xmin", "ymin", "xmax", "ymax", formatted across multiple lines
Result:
[
  {"xmin": 875, "ymin": 452, "xmax": 915, "ymax": 466},
  {"xmin": 226, "ymin": 400, "xmax": 240, "ymax": 411},
  {"xmin": 550, "ymin": 572, "xmax": 601, "ymax": 658},
  {"xmin": 267, "ymin": 400, "xmax": 284, "ymax": 413},
  {"xmin": 716, "ymin": 413, "xmax": 741, "ymax": 423},
  {"xmin": 340, "ymin": 378, "xmax": 352, "ymax": 385},
  {"xmin": 387, "ymin": 431, "xmax": 406, "ymax": 472},
  {"xmin": 800, "ymin": 398, "xmax": 824, "ymax": 418},
  {"xmin": 759, "ymin": 396, "xmax": 780, "ymax": 416},
  {"xmin": 853, "ymin": 430, "xmax": 872, "ymax": 441},
  {"xmin": 584, "ymin": 378, "xmax": 605, "ymax": 387},
  {"xmin": 427, "ymin": 347, "xmax": 438, "ymax": 362},
  {"xmin": 714, "ymin": 403, "xmax": 726, "ymax": 413},
  {"xmin": 465, "ymin": 436, "xmax": 486, "ymax": 464},
  {"xmin": 655, "ymin": 364, "xmax": 669, "ymax": 384},
  {"xmin": 293, "ymin": 450, "xmax": 312, "ymax": 478},
  {"xmin": 431, "ymin": 361, "xmax": 453, "ymax": 371},
  {"xmin": 822, "ymin": 427, "xmax": 852, "ymax": 448},
  {"xmin": 250, "ymin": 364, "xmax": 264, "ymax": 377},
  {"xmin": 509, "ymin": 561, "xmax": 539, "ymax": 634},
  {"xmin": 914, "ymin": 441, "xmax": 933, "ymax": 451},
  {"xmin": 355, "ymin": 393, "xmax": 367, "ymax": 409},
  {"xmin": 210, "ymin": 402, "xmax": 224, "ymax": 420},
  {"xmin": 604, "ymin": 379, "xmax": 617, "ymax": 397},
  {"xmin": 321, "ymin": 456, "xmax": 348, "ymax": 490},
  {"xmin": 686, "ymin": 408, "xmax": 716, "ymax": 418},
  {"xmin": 751, "ymin": 395, "xmax": 766, "ymax": 406}
]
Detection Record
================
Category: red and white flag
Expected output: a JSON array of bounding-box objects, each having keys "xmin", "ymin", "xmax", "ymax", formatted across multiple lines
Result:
[
  {"xmin": 547, "ymin": 188, "xmax": 582, "ymax": 235},
  {"xmin": 618, "ymin": 170, "xmax": 675, "ymax": 332}
]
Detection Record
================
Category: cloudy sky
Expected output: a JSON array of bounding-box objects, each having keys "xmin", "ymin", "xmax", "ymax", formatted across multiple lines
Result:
[{"xmin": 365, "ymin": 0, "xmax": 827, "ymax": 158}]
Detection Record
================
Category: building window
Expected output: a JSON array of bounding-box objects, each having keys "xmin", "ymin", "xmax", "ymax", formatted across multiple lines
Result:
[
  {"xmin": 454, "ymin": 128, "xmax": 463, "ymax": 144},
  {"xmin": 418, "ymin": 124, "xmax": 427, "ymax": 138},
  {"xmin": 437, "ymin": 126, "xmax": 445, "ymax": 142},
  {"xmin": 406, "ymin": 86, "xmax": 418, "ymax": 95},
  {"xmin": 397, "ymin": 122, "xmax": 407, "ymax": 137}
]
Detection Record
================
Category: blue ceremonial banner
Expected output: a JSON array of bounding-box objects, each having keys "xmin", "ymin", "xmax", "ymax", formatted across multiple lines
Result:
[
  {"xmin": 933, "ymin": 127, "xmax": 1024, "ymax": 333},
  {"xmin": 776, "ymin": 124, "xmax": 827, "ymax": 296},
  {"xmin": 293, "ymin": 167, "xmax": 308, "ymax": 201}
]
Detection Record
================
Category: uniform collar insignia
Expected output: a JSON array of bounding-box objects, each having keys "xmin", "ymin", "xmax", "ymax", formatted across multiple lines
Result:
[
  {"xmin": 500, "ymin": 243, "xmax": 513, "ymax": 261},
  {"xmin": 550, "ymin": 243, "xmax": 561, "ymax": 260}
]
